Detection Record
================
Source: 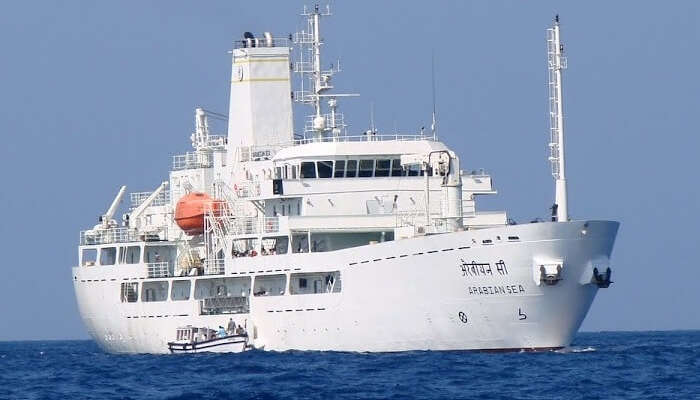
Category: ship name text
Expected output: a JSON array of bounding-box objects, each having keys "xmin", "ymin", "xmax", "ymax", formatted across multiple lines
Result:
[
  {"xmin": 459, "ymin": 259, "xmax": 509, "ymax": 277},
  {"xmin": 467, "ymin": 284, "xmax": 525, "ymax": 296}
]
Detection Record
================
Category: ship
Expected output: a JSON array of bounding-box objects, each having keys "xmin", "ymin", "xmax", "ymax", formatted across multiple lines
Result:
[{"xmin": 72, "ymin": 7, "xmax": 618, "ymax": 354}]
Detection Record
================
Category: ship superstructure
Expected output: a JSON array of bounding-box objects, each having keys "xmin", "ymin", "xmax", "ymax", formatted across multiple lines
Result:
[{"xmin": 72, "ymin": 8, "xmax": 618, "ymax": 353}]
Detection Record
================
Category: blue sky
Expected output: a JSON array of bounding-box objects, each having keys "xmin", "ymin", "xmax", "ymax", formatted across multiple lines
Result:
[{"xmin": 0, "ymin": 1, "xmax": 698, "ymax": 340}]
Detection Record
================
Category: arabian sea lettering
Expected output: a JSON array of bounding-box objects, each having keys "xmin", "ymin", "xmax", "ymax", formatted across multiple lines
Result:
[{"xmin": 467, "ymin": 284, "xmax": 525, "ymax": 296}]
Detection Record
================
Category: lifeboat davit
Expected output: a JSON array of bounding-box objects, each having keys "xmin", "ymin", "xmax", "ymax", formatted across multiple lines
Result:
[{"xmin": 174, "ymin": 192, "xmax": 221, "ymax": 235}]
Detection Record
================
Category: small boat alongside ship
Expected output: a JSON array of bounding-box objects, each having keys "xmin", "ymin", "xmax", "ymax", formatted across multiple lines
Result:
[{"xmin": 168, "ymin": 325, "xmax": 250, "ymax": 354}]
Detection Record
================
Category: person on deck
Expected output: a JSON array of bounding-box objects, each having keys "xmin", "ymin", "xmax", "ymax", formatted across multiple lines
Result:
[
  {"xmin": 227, "ymin": 318, "xmax": 236, "ymax": 334},
  {"xmin": 218, "ymin": 326, "xmax": 227, "ymax": 338}
]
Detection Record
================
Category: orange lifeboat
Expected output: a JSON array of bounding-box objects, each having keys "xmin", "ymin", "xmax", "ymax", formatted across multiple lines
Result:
[{"xmin": 174, "ymin": 192, "xmax": 221, "ymax": 235}]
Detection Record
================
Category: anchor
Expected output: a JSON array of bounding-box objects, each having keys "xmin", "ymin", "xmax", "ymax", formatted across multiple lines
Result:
[
  {"xmin": 539, "ymin": 264, "xmax": 562, "ymax": 286},
  {"xmin": 592, "ymin": 267, "xmax": 612, "ymax": 288}
]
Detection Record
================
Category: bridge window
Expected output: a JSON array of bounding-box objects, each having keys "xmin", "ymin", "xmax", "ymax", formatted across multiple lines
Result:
[
  {"xmin": 119, "ymin": 246, "xmax": 141, "ymax": 264},
  {"xmin": 334, "ymin": 160, "xmax": 346, "ymax": 177},
  {"xmin": 346, "ymin": 160, "xmax": 358, "ymax": 177},
  {"xmin": 171, "ymin": 280, "xmax": 191, "ymax": 301},
  {"xmin": 142, "ymin": 281, "xmax": 168, "ymax": 302},
  {"xmin": 300, "ymin": 162, "xmax": 316, "ymax": 178},
  {"xmin": 120, "ymin": 282, "xmax": 138, "ymax": 303},
  {"xmin": 391, "ymin": 159, "xmax": 403, "ymax": 176},
  {"xmin": 318, "ymin": 160, "xmax": 333, "ymax": 178},
  {"xmin": 375, "ymin": 159, "xmax": 391, "ymax": 177},
  {"xmin": 359, "ymin": 159, "xmax": 374, "ymax": 177},
  {"xmin": 407, "ymin": 164, "xmax": 421, "ymax": 176},
  {"xmin": 99, "ymin": 247, "xmax": 116, "ymax": 266}
]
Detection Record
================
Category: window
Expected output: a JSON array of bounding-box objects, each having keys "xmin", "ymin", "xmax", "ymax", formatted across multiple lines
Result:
[
  {"xmin": 142, "ymin": 281, "xmax": 168, "ymax": 302},
  {"xmin": 144, "ymin": 245, "xmax": 174, "ymax": 263},
  {"xmin": 290, "ymin": 272, "xmax": 341, "ymax": 294},
  {"xmin": 195, "ymin": 277, "xmax": 251, "ymax": 315},
  {"xmin": 358, "ymin": 159, "xmax": 374, "ymax": 177},
  {"xmin": 375, "ymin": 159, "xmax": 391, "ymax": 177},
  {"xmin": 119, "ymin": 246, "xmax": 141, "ymax": 264},
  {"xmin": 318, "ymin": 160, "xmax": 333, "ymax": 178},
  {"xmin": 334, "ymin": 160, "xmax": 346, "ymax": 178},
  {"xmin": 194, "ymin": 277, "xmax": 251, "ymax": 300},
  {"xmin": 300, "ymin": 162, "xmax": 316, "ymax": 178},
  {"xmin": 120, "ymin": 282, "xmax": 138, "ymax": 303},
  {"xmin": 407, "ymin": 164, "xmax": 421, "ymax": 176},
  {"xmin": 171, "ymin": 280, "xmax": 191, "ymax": 301},
  {"xmin": 99, "ymin": 247, "xmax": 116, "ymax": 266},
  {"xmin": 253, "ymin": 274, "xmax": 287, "ymax": 296},
  {"xmin": 81, "ymin": 248, "xmax": 97, "ymax": 266},
  {"xmin": 345, "ymin": 160, "xmax": 358, "ymax": 177},
  {"xmin": 391, "ymin": 159, "xmax": 403, "ymax": 176}
]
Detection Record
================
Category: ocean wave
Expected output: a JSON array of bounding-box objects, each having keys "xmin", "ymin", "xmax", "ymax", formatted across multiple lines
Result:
[{"xmin": 1, "ymin": 331, "xmax": 699, "ymax": 400}]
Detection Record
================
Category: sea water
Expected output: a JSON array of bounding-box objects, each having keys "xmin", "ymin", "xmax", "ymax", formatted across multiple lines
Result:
[{"xmin": 1, "ymin": 331, "xmax": 698, "ymax": 399}]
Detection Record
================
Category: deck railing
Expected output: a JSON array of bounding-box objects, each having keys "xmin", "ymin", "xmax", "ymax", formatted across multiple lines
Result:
[
  {"xmin": 200, "ymin": 296, "xmax": 249, "ymax": 315},
  {"xmin": 130, "ymin": 190, "xmax": 170, "ymax": 209},
  {"xmin": 172, "ymin": 152, "xmax": 212, "ymax": 170},
  {"xmin": 80, "ymin": 227, "xmax": 168, "ymax": 245},
  {"xmin": 147, "ymin": 261, "xmax": 171, "ymax": 278},
  {"xmin": 204, "ymin": 259, "xmax": 225, "ymax": 275},
  {"xmin": 232, "ymin": 181, "xmax": 261, "ymax": 198},
  {"xmin": 80, "ymin": 228, "xmax": 140, "ymax": 245},
  {"xmin": 236, "ymin": 133, "xmax": 437, "ymax": 163}
]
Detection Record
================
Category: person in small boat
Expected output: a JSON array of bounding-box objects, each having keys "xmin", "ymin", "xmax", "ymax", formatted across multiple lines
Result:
[
  {"xmin": 227, "ymin": 318, "xmax": 236, "ymax": 334},
  {"xmin": 218, "ymin": 326, "xmax": 227, "ymax": 338}
]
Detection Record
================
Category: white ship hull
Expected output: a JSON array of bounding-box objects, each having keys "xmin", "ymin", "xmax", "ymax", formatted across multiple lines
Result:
[{"xmin": 73, "ymin": 220, "xmax": 618, "ymax": 354}]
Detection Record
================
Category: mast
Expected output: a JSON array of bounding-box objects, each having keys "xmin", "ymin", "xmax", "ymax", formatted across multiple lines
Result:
[
  {"xmin": 547, "ymin": 15, "xmax": 568, "ymax": 222},
  {"xmin": 294, "ymin": 4, "xmax": 357, "ymax": 141}
]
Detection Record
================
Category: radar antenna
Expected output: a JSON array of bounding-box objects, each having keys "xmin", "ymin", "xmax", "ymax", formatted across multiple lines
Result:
[{"xmin": 547, "ymin": 15, "xmax": 568, "ymax": 222}]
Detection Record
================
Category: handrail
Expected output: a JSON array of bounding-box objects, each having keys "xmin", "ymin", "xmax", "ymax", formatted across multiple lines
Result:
[
  {"xmin": 233, "ymin": 37, "xmax": 290, "ymax": 49},
  {"xmin": 80, "ymin": 228, "xmax": 139, "ymax": 245},
  {"xmin": 172, "ymin": 152, "xmax": 212, "ymax": 170},
  {"xmin": 130, "ymin": 190, "xmax": 170, "ymax": 209},
  {"xmin": 290, "ymin": 133, "xmax": 436, "ymax": 145},
  {"xmin": 237, "ymin": 134, "xmax": 437, "ymax": 163},
  {"xmin": 147, "ymin": 261, "xmax": 171, "ymax": 278},
  {"xmin": 200, "ymin": 296, "xmax": 249, "ymax": 315},
  {"xmin": 80, "ymin": 227, "xmax": 169, "ymax": 245},
  {"xmin": 204, "ymin": 258, "xmax": 225, "ymax": 275}
]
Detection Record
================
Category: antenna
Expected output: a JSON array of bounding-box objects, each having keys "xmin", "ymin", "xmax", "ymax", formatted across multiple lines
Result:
[
  {"xmin": 294, "ymin": 4, "xmax": 358, "ymax": 141},
  {"xmin": 430, "ymin": 50, "xmax": 437, "ymax": 139},
  {"xmin": 547, "ymin": 14, "xmax": 568, "ymax": 222},
  {"xmin": 370, "ymin": 101, "xmax": 375, "ymax": 133}
]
